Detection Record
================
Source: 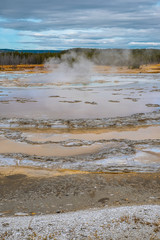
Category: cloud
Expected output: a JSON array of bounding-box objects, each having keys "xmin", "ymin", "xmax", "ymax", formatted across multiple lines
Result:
[
  {"xmin": 0, "ymin": 0, "xmax": 160, "ymax": 49},
  {"xmin": 129, "ymin": 42, "xmax": 160, "ymax": 46}
]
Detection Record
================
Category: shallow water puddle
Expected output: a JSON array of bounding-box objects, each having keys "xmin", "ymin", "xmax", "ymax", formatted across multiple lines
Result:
[
  {"xmin": 22, "ymin": 125, "xmax": 160, "ymax": 143},
  {"xmin": 134, "ymin": 150, "xmax": 160, "ymax": 164},
  {"xmin": 0, "ymin": 125, "xmax": 160, "ymax": 172},
  {"xmin": 0, "ymin": 72, "xmax": 160, "ymax": 119},
  {"xmin": 0, "ymin": 136, "xmax": 103, "ymax": 156}
]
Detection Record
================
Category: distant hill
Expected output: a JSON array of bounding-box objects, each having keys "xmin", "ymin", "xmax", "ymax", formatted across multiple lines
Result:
[
  {"xmin": 0, "ymin": 49, "xmax": 15, "ymax": 52},
  {"xmin": 0, "ymin": 49, "xmax": 62, "ymax": 53}
]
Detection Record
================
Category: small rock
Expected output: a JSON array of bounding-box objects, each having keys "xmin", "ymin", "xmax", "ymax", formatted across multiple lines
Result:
[
  {"xmin": 56, "ymin": 210, "xmax": 61, "ymax": 214},
  {"xmin": 2, "ymin": 222, "xmax": 9, "ymax": 227},
  {"xmin": 98, "ymin": 198, "xmax": 109, "ymax": 204}
]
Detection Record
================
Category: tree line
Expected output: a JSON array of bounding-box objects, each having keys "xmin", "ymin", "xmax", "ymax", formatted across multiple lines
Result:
[
  {"xmin": 0, "ymin": 51, "xmax": 65, "ymax": 65},
  {"xmin": 0, "ymin": 49, "xmax": 160, "ymax": 67}
]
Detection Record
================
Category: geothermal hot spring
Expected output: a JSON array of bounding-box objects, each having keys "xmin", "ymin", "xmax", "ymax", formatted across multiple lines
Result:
[
  {"xmin": 0, "ymin": 60, "xmax": 160, "ymax": 240},
  {"xmin": 0, "ymin": 61, "xmax": 160, "ymax": 174}
]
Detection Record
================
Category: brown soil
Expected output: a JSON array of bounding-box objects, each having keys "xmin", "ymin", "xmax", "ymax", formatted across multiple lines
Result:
[{"xmin": 0, "ymin": 168, "xmax": 159, "ymax": 216}]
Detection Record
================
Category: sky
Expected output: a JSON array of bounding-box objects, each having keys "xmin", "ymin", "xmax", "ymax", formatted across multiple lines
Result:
[{"xmin": 0, "ymin": 0, "xmax": 160, "ymax": 50}]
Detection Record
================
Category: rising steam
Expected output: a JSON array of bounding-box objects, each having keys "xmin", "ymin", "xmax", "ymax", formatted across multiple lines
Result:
[{"xmin": 44, "ymin": 51, "xmax": 94, "ymax": 85}]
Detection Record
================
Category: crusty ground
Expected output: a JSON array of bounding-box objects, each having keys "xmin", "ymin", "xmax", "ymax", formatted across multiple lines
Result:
[{"xmin": 0, "ymin": 205, "xmax": 160, "ymax": 240}]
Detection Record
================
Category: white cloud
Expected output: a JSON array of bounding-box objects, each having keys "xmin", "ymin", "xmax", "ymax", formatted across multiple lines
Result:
[{"xmin": 129, "ymin": 42, "xmax": 160, "ymax": 46}]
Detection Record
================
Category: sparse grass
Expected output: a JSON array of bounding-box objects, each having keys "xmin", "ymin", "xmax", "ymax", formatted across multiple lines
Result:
[{"xmin": 119, "ymin": 215, "xmax": 130, "ymax": 224}]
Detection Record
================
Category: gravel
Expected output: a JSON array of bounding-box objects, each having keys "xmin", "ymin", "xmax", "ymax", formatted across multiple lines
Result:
[{"xmin": 0, "ymin": 205, "xmax": 160, "ymax": 239}]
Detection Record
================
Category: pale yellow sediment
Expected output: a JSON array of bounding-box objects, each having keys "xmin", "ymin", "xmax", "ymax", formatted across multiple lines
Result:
[
  {"xmin": 0, "ymin": 166, "xmax": 89, "ymax": 178},
  {"xmin": 1, "ymin": 64, "xmax": 160, "ymax": 74},
  {"xmin": 94, "ymin": 64, "xmax": 160, "ymax": 74}
]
